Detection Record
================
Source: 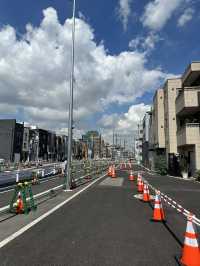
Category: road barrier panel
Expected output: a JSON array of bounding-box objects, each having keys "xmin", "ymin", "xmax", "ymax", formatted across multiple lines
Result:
[{"xmin": 9, "ymin": 182, "xmax": 37, "ymax": 215}]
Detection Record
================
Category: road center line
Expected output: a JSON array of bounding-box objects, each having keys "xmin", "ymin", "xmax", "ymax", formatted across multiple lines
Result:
[{"xmin": 0, "ymin": 173, "xmax": 106, "ymax": 249}]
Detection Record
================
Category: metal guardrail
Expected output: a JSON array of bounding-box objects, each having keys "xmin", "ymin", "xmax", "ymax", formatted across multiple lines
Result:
[{"xmin": 0, "ymin": 161, "xmax": 110, "ymax": 216}]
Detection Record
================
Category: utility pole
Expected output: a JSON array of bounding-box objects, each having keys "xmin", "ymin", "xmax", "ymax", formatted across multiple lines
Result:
[
  {"xmin": 115, "ymin": 133, "xmax": 118, "ymax": 146},
  {"xmin": 64, "ymin": 0, "xmax": 76, "ymax": 190}
]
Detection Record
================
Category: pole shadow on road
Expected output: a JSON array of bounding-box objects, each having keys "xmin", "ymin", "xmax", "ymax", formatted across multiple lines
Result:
[
  {"xmin": 147, "ymin": 201, "xmax": 183, "ymax": 265},
  {"xmin": 148, "ymin": 201, "xmax": 183, "ymax": 248}
]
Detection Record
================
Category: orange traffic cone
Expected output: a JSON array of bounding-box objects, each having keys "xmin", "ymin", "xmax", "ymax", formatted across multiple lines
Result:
[
  {"xmin": 108, "ymin": 166, "xmax": 112, "ymax": 176},
  {"xmin": 143, "ymin": 184, "xmax": 150, "ymax": 202},
  {"xmin": 138, "ymin": 179, "xmax": 143, "ymax": 193},
  {"xmin": 111, "ymin": 166, "xmax": 116, "ymax": 178},
  {"xmin": 180, "ymin": 216, "xmax": 200, "ymax": 266},
  {"xmin": 32, "ymin": 174, "xmax": 38, "ymax": 185},
  {"xmin": 16, "ymin": 193, "xmax": 24, "ymax": 214},
  {"xmin": 137, "ymin": 174, "xmax": 141, "ymax": 185},
  {"xmin": 152, "ymin": 192, "xmax": 165, "ymax": 222},
  {"xmin": 129, "ymin": 170, "xmax": 134, "ymax": 181}
]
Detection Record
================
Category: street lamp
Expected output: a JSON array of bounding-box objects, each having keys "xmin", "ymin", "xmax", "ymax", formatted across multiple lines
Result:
[{"xmin": 64, "ymin": 0, "xmax": 76, "ymax": 190}]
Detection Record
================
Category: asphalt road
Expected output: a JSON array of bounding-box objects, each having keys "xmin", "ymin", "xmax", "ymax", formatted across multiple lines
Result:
[{"xmin": 0, "ymin": 167, "xmax": 189, "ymax": 266}]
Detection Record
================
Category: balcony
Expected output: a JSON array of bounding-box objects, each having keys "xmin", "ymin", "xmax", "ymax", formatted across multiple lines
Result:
[
  {"xmin": 182, "ymin": 62, "xmax": 200, "ymax": 87},
  {"xmin": 177, "ymin": 123, "xmax": 200, "ymax": 147},
  {"xmin": 176, "ymin": 88, "xmax": 200, "ymax": 116}
]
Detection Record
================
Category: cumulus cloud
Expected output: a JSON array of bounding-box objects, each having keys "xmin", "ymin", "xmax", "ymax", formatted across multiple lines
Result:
[
  {"xmin": 129, "ymin": 32, "xmax": 162, "ymax": 52},
  {"xmin": 142, "ymin": 0, "xmax": 183, "ymax": 31},
  {"xmin": 118, "ymin": 0, "xmax": 133, "ymax": 31},
  {"xmin": 98, "ymin": 103, "xmax": 150, "ymax": 144},
  {"xmin": 178, "ymin": 7, "xmax": 194, "ymax": 27},
  {"xmin": 99, "ymin": 103, "xmax": 150, "ymax": 131},
  {"xmin": 0, "ymin": 7, "xmax": 173, "ymax": 136}
]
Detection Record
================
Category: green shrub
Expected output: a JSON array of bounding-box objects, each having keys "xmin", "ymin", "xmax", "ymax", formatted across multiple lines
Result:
[
  {"xmin": 179, "ymin": 157, "xmax": 189, "ymax": 173},
  {"xmin": 155, "ymin": 155, "xmax": 167, "ymax": 175},
  {"xmin": 194, "ymin": 170, "xmax": 200, "ymax": 181}
]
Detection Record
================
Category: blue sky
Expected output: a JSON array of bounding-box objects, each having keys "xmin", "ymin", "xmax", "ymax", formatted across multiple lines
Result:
[{"xmin": 0, "ymin": 0, "xmax": 199, "ymax": 140}]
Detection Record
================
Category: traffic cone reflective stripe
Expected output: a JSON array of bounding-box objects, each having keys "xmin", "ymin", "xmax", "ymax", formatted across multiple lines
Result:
[
  {"xmin": 138, "ymin": 180, "xmax": 143, "ymax": 193},
  {"xmin": 129, "ymin": 171, "xmax": 134, "ymax": 181},
  {"xmin": 180, "ymin": 217, "xmax": 200, "ymax": 266},
  {"xmin": 143, "ymin": 184, "xmax": 150, "ymax": 202},
  {"xmin": 153, "ymin": 194, "xmax": 165, "ymax": 221}
]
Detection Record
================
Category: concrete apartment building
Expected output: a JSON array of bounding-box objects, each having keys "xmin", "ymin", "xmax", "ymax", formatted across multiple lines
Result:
[
  {"xmin": 148, "ymin": 89, "xmax": 165, "ymax": 170},
  {"xmin": 0, "ymin": 119, "xmax": 24, "ymax": 162},
  {"xmin": 144, "ymin": 61, "xmax": 200, "ymax": 176},
  {"xmin": 176, "ymin": 62, "xmax": 200, "ymax": 176},
  {"xmin": 163, "ymin": 78, "xmax": 182, "ymax": 175}
]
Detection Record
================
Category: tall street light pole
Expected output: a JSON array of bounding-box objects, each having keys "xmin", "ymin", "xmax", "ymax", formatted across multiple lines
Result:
[{"xmin": 64, "ymin": 0, "xmax": 76, "ymax": 190}]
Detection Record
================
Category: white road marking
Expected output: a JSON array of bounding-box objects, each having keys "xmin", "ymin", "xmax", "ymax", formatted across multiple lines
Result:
[
  {"xmin": 0, "ymin": 188, "xmax": 14, "ymax": 194},
  {"xmin": 0, "ymin": 173, "xmax": 106, "ymax": 248}
]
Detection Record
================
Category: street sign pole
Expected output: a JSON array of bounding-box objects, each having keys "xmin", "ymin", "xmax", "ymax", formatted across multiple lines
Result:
[{"xmin": 64, "ymin": 0, "xmax": 76, "ymax": 190}]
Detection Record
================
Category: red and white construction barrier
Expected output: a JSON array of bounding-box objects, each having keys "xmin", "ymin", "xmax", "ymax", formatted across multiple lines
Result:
[{"xmin": 140, "ymin": 175, "xmax": 200, "ymax": 227}]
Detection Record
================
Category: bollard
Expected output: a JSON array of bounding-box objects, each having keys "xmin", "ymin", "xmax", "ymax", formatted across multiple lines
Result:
[
  {"xmin": 42, "ymin": 169, "xmax": 45, "ymax": 177},
  {"xmin": 16, "ymin": 170, "xmax": 20, "ymax": 183}
]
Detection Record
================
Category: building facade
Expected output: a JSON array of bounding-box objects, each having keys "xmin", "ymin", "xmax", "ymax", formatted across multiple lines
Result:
[
  {"xmin": 163, "ymin": 78, "xmax": 182, "ymax": 175},
  {"xmin": 0, "ymin": 119, "xmax": 24, "ymax": 162},
  {"xmin": 176, "ymin": 62, "xmax": 200, "ymax": 176},
  {"xmin": 148, "ymin": 89, "xmax": 165, "ymax": 170}
]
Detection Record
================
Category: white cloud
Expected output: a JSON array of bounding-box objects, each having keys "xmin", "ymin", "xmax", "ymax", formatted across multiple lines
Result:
[
  {"xmin": 99, "ymin": 103, "xmax": 150, "ymax": 131},
  {"xmin": 0, "ymin": 7, "xmax": 173, "ymax": 136},
  {"xmin": 129, "ymin": 32, "xmax": 162, "ymax": 52},
  {"xmin": 142, "ymin": 0, "xmax": 183, "ymax": 31},
  {"xmin": 118, "ymin": 0, "xmax": 132, "ymax": 31},
  {"xmin": 178, "ymin": 7, "xmax": 194, "ymax": 27},
  {"xmin": 99, "ymin": 103, "xmax": 150, "ymax": 144}
]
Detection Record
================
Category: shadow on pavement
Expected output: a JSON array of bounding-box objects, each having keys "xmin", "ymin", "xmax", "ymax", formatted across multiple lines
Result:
[{"xmin": 147, "ymin": 201, "xmax": 183, "ymax": 248}]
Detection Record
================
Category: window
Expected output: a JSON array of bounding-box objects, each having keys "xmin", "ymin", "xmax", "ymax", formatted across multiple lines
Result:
[{"xmin": 172, "ymin": 88, "xmax": 174, "ymax": 91}]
